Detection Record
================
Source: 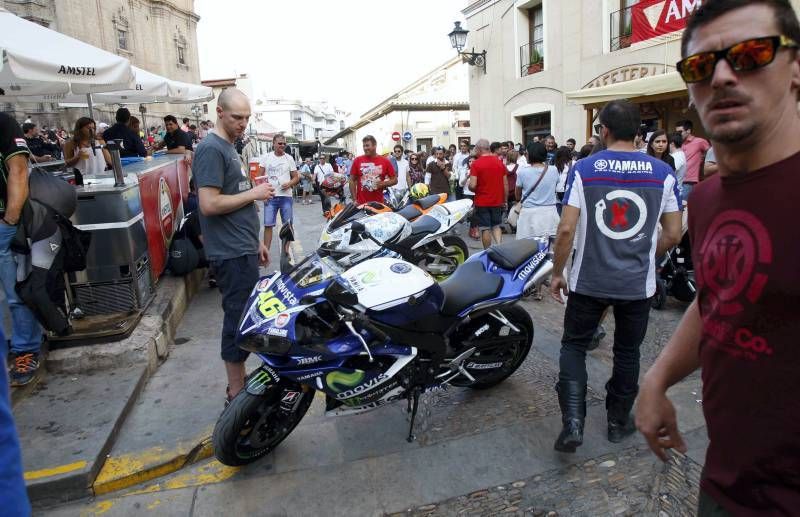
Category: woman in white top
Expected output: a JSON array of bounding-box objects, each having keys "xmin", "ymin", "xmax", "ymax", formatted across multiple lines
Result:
[
  {"xmin": 63, "ymin": 117, "xmax": 111, "ymax": 178},
  {"xmin": 554, "ymin": 146, "xmax": 573, "ymax": 215},
  {"xmin": 515, "ymin": 142, "xmax": 560, "ymax": 241}
]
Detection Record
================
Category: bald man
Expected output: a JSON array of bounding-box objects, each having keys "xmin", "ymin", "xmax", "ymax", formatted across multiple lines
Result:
[{"xmin": 194, "ymin": 88, "xmax": 275, "ymax": 401}]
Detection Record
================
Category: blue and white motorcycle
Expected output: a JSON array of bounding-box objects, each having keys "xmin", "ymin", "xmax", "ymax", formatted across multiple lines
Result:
[{"xmin": 212, "ymin": 219, "xmax": 554, "ymax": 466}]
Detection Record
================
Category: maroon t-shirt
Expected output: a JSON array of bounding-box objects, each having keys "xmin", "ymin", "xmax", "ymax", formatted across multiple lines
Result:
[{"xmin": 689, "ymin": 151, "xmax": 800, "ymax": 515}]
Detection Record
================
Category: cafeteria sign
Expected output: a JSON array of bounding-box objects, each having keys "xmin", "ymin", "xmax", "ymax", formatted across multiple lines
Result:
[{"xmin": 631, "ymin": 0, "xmax": 703, "ymax": 44}]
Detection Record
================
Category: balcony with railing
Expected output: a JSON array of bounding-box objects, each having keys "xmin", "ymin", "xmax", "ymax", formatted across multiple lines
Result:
[
  {"xmin": 520, "ymin": 42, "xmax": 544, "ymax": 77},
  {"xmin": 610, "ymin": 4, "xmax": 634, "ymax": 51}
]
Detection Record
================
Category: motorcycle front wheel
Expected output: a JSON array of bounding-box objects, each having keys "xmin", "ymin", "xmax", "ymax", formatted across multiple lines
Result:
[
  {"xmin": 213, "ymin": 387, "xmax": 314, "ymax": 466},
  {"xmin": 421, "ymin": 235, "xmax": 469, "ymax": 280}
]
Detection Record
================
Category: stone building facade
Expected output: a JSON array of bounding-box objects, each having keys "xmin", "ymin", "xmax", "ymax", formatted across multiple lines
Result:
[
  {"xmin": 463, "ymin": 0, "xmax": 800, "ymax": 146},
  {"xmin": 1, "ymin": 0, "xmax": 201, "ymax": 130}
]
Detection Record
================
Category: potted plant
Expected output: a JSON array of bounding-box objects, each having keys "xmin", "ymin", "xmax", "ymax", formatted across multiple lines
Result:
[
  {"xmin": 619, "ymin": 19, "xmax": 633, "ymax": 49},
  {"xmin": 526, "ymin": 48, "xmax": 543, "ymax": 75}
]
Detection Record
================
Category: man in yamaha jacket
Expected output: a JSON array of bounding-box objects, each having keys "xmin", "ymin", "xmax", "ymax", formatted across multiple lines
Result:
[{"xmin": 549, "ymin": 99, "xmax": 682, "ymax": 453}]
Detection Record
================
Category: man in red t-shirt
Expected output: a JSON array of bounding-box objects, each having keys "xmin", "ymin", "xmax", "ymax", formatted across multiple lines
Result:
[
  {"xmin": 348, "ymin": 135, "xmax": 397, "ymax": 204},
  {"xmin": 468, "ymin": 139, "xmax": 508, "ymax": 249},
  {"xmin": 636, "ymin": 2, "xmax": 800, "ymax": 515},
  {"xmin": 675, "ymin": 119, "xmax": 710, "ymax": 201}
]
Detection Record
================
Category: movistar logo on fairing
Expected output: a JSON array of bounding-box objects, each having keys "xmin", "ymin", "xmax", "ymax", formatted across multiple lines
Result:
[
  {"xmin": 517, "ymin": 252, "xmax": 546, "ymax": 281},
  {"xmin": 326, "ymin": 370, "xmax": 365, "ymax": 392},
  {"xmin": 275, "ymin": 278, "xmax": 299, "ymax": 306}
]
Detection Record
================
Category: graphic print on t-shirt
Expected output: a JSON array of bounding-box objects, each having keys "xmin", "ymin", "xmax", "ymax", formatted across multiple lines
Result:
[
  {"xmin": 358, "ymin": 162, "xmax": 385, "ymax": 192},
  {"xmin": 696, "ymin": 209, "xmax": 773, "ymax": 360}
]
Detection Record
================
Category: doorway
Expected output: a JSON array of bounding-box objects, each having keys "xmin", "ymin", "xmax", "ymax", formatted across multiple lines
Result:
[{"xmin": 416, "ymin": 138, "xmax": 433, "ymax": 153}]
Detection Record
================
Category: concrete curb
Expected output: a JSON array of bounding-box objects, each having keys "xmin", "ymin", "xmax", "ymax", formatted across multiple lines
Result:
[
  {"xmin": 93, "ymin": 436, "xmax": 214, "ymax": 496},
  {"xmin": 24, "ymin": 268, "xmax": 206, "ymax": 507}
]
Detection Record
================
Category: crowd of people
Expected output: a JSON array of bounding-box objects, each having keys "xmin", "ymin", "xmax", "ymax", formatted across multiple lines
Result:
[{"xmin": 1, "ymin": 1, "xmax": 798, "ymax": 515}]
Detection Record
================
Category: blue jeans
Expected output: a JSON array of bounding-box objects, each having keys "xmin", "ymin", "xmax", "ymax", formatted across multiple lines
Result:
[
  {"xmin": 263, "ymin": 196, "xmax": 293, "ymax": 227},
  {"xmin": 680, "ymin": 182, "xmax": 695, "ymax": 205},
  {"xmin": 0, "ymin": 365, "xmax": 30, "ymax": 515},
  {"xmin": 0, "ymin": 223, "xmax": 41, "ymax": 358}
]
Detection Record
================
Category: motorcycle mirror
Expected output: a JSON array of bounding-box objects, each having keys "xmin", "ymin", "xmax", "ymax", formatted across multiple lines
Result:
[{"xmin": 350, "ymin": 221, "xmax": 366, "ymax": 234}]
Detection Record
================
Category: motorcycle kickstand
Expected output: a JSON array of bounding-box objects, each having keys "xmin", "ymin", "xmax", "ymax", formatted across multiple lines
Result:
[{"xmin": 406, "ymin": 386, "xmax": 422, "ymax": 443}]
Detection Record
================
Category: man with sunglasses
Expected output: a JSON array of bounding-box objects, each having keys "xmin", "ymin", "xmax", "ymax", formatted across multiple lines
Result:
[
  {"xmin": 674, "ymin": 119, "xmax": 710, "ymax": 201},
  {"xmin": 636, "ymin": 1, "xmax": 800, "ymax": 515}
]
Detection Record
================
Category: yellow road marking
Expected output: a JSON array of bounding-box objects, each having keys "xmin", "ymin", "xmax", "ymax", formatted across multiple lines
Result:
[
  {"xmin": 125, "ymin": 459, "xmax": 239, "ymax": 496},
  {"xmin": 80, "ymin": 500, "xmax": 115, "ymax": 516},
  {"xmin": 24, "ymin": 460, "xmax": 87, "ymax": 481},
  {"xmin": 93, "ymin": 432, "xmax": 214, "ymax": 496}
]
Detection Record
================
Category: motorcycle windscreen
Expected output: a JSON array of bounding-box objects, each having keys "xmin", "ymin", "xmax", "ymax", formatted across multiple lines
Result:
[{"xmin": 287, "ymin": 252, "xmax": 344, "ymax": 289}]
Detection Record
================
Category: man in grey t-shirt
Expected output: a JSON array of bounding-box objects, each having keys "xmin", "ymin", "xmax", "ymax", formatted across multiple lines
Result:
[{"xmin": 194, "ymin": 88, "xmax": 275, "ymax": 402}]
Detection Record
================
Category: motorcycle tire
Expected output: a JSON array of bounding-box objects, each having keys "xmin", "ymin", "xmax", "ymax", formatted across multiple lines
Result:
[
  {"xmin": 213, "ymin": 387, "xmax": 313, "ymax": 466},
  {"xmin": 423, "ymin": 235, "xmax": 469, "ymax": 280},
  {"xmin": 651, "ymin": 279, "xmax": 667, "ymax": 310},
  {"xmin": 454, "ymin": 305, "xmax": 533, "ymax": 390},
  {"xmin": 671, "ymin": 272, "xmax": 696, "ymax": 303}
]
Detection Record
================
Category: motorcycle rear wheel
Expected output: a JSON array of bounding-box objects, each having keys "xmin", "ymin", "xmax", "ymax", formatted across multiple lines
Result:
[
  {"xmin": 453, "ymin": 305, "xmax": 533, "ymax": 390},
  {"xmin": 213, "ymin": 387, "xmax": 313, "ymax": 466},
  {"xmin": 423, "ymin": 235, "xmax": 469, "ymax": 281}
]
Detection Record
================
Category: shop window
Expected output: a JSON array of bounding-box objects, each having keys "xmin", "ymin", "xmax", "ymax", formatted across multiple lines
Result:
[{"xmin": 520, "ymin": 5, "xmax": 544, "ymax": 77}]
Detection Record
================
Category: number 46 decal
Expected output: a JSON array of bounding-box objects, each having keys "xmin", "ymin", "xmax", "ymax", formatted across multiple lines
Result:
[{"xmin": 258, "ymin": 290, "xmax": 287, "ymax": 318}]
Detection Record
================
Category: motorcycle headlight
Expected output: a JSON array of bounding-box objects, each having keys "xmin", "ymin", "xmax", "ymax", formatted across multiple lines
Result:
[{"xmin": 239, "ymin": 334, "xmax": 292, "ymax": 355}]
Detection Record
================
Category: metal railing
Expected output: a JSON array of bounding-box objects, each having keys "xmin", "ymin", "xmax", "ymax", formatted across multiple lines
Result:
[
  {"xmin": 520, "ymin": 42, "xmax": 544, "ymax": 77},
  {"xmin": 610, "ymin": 4, "xmax": 635, "ymax": 51}
]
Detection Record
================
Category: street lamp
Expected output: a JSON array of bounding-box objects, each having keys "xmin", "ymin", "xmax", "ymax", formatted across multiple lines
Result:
[
  {"xmin": 190, "ymin": 104, "xmax": 202, "ymax": 126},
  {"xmin": 448, "ymin": 21, "xmax": 486, "ymax": 74}
]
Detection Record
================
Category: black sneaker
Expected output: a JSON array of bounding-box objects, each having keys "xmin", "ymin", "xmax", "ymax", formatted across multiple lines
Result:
[{"xmin": 10, "ymin": 352, "xmax": 40, "ymax": 387}]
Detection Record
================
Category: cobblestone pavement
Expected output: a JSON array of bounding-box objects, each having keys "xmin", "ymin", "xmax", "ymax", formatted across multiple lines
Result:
[
  {"xmin": 387, "ymin": 444, "xmax": 703, "ymax": 517},
  {"xmin": 419, "ymin": 348, "xmax": 602, "ymax": 446},
  {"xmin": 519, "ymin": 290, "xmax": 688, "ymax": 372}
]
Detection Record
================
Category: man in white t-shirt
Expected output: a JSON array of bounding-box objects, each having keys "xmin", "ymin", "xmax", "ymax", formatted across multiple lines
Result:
[
  {"xmin": 389, "ymin": 144, "xmax": 410, "ymax": 197},
  {"xmin": 258, "ymin": 134, "xmax": 299, "ymax": 251},
  {"xmin": 451, "ymin": 141, "xmax": 470, "ymax": 181},
  {"xmin": 313, "ymin": 154, "xmax": 335, "ymax": 213}
]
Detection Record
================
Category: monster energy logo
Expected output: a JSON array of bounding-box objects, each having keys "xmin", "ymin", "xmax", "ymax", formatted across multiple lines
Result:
[
  {"xmin": 325, "ymin": 370, "xmax": 365, "ymax": 392},
  {"xmin": 248, "ymin": 370, "xmax": 272, "ymax": 388}
]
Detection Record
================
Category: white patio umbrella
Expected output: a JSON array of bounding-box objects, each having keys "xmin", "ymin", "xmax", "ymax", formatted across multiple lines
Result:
[
  {"xmin": 5, "ymin": 66, "xmax": 213, "ymax": 105},
  {"xmin": 0, "ymin": 8, "xmax": 134, "ymax": 108}
]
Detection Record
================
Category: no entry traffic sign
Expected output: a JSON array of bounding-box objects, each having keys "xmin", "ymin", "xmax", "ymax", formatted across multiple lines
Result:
[{"xmin": 391, "ymin": 131, "xmax": 401, "ymax": 142}]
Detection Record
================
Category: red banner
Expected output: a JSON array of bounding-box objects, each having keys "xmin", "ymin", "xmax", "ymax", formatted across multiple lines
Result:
[
  {"xmin": 139, "ymin": 158, "xmax": 189, "ymax": 279},
  {"xmin": 631, "ymin": 0, "xmax": 703, "ymax": 44}
]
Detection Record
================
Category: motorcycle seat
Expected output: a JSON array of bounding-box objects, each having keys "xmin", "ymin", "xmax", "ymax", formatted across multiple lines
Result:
[
  {"xmin": 396, "ymin": 204, "xmax": 421, "ymax": 220},
  {"xmin": 487, "ymin": 239, "xmax": 539, "ymax": 270},
  {"xmin": 439, "ymin": 261, "xmax": 504, "ymax": 316},
  {"xmin": 409, "ymin": 215, "xmax": 441, "ymax": 236},
  {"xmin": 413, "ymin": 194, "xmax": 443, "ymax": 210}
]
